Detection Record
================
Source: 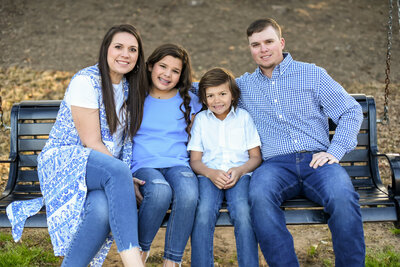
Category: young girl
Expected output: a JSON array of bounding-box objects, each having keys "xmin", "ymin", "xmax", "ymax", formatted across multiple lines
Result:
[
  {"xmin": 132, "ymin": 44, "xmax": 202, "ymax": 266},
  {"xmin": 188, "ymin": 67, "xmax": 262, "ymax": 266}
]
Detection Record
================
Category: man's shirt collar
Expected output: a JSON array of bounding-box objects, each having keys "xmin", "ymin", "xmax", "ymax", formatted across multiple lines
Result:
[{"xmin": 256, "ymin": 52, "xmax": 293, "ymax": 78}]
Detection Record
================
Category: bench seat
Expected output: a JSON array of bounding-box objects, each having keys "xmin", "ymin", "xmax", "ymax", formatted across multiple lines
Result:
[{"xmin": 0, "ymin": 96, "xmax": 399, "ymax": 228}]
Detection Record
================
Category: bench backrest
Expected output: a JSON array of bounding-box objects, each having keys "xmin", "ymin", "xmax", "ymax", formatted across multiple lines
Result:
[
  {"xmin": 3, "ymin": 95, "xmax": 382, "ymax": 198},
  {"xmin": 3, "ymin": 100, "xmax": 60, "ymax": 198}
]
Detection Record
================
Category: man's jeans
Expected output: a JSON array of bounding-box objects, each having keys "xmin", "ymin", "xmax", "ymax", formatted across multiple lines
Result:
[
  {"xmin": 134, "ymin": 166, "xmax": 198, "ymax": 263},
  {"xmin": 249, "ymin": 152, "xmax": 365, "ymax": 267},
  {"xmin": 191, "ymin": 175, "xmax": 259, "ymax": 267},
  {"xmin": 62, "ymin": 150, "xmax": 140, "ymax": 266}
]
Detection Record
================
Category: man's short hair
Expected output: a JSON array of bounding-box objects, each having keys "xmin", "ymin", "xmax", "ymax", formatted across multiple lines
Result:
[{"xmin": 246, "ymin": 18, "xmax": 282, "ymax": 39}]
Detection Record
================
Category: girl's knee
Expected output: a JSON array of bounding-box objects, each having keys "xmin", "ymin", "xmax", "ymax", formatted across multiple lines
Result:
[
  {"xmin": 144, "ymin": 179, "xmax": 172, "ymax": 204},
  {"xmin": 175, "ymin": 189, "xmax": 198, "ymax": 211}
]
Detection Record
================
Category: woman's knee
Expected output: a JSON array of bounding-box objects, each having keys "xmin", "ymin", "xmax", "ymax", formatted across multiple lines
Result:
[
  {"xmin": 87, "ymin": 151, "xmax": 132, "ymax": 184},
  {"xmin": 85, "ymin": 190, "xmax": 109, "ymax": 225}
]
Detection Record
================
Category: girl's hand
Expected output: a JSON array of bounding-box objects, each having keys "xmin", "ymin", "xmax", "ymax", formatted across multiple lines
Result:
[
  {"xmin": 208, "ymin": 169, "xmax": 230, "ymax": 189},
  {"xmin": 133, "ymin": 177, "xmax": 145, "ymax": 205},
  {"xmin": 224, "ymin": 167, "xmax": 243, "ymax": 189}
]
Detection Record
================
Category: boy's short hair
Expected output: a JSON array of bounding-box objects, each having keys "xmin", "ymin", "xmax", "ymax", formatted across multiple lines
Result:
[
  {"xmin": 247, "ymin": 18, "xmax": 282, "ymax": 39},
  {"xmin": 199, "ymin": 67, "xmax": 240, "ymax": 109}
]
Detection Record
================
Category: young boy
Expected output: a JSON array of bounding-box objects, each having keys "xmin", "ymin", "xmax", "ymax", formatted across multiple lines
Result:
[{"xmin": 188, "ymin": 67, "xmax": 262, "ymax": 267}]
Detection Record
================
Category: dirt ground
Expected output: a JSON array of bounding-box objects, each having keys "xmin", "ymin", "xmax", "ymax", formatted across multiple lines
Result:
[{"xmin": 1, "ymin": 0, "xmax": 400, "ymax": 266}]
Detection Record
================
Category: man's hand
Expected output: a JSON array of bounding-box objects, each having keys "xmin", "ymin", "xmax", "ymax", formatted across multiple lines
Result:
[
  {"xmin": 133, "ymin": 177, "xmax": 145, "ymax": 205},
  {"xmin": 310, "ymin": 152, "xmax": 339, "ymax": 169}
]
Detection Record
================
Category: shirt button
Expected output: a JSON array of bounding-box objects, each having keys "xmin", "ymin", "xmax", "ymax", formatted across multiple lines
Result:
[
  {"xmin": 294, "ymin": 139, "xmax": 298, "ymax": 143},
  {"xmin": 274, "ymin": 99, "xmax": 278, "ymax": 103},
  {"xmin": 278, "ymin": 115, "xmax": 283, "ymax": 119},
  {"xmin": 272, "ymin": 81, "xmax": 275, "ymax": 85}
]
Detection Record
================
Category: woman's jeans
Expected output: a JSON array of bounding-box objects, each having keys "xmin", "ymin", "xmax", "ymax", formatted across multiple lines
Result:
[
  {"xmin": 249, "ymin": 153, "xmax": 365, "ymax": 267},
  {"xmin": 62, "ymin": 150, "xmax": 139, "ymax": 266},
  {"xmin": 134, "ymin": 166, "xmax": 198, "ymax": 263},
  {"xmin": 191, "ymin": 175, "xmax": 259, "ymax": 267}
]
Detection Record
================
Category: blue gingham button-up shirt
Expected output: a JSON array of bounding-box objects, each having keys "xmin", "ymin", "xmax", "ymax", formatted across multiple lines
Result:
[{"xmin": 236, "ymin": 53, "xmax": 363, "ymax": 161}]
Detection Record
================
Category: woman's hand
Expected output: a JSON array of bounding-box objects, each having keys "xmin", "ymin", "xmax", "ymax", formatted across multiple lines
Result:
[{"xmin": 133, "ymin": 177, "xmax": 145, "ymax": 205}]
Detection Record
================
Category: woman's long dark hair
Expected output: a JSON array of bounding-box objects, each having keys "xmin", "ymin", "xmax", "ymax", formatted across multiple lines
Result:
[
  {"xmin": 146, "ymin": 44, "xmax": 193, "ymax": 135},
  {"xmin": 98, "ymin": 24, "xmax": 147, "ymax": 138}
]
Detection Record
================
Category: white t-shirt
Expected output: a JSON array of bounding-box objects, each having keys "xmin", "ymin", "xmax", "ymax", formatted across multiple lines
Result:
[
  {"xmin": 65, "ymin": 75, "xmax": 125, "ymax": 157},
  {"xmin": 187, "ymin": 107, "xmax": 261, "ymax": 172}
]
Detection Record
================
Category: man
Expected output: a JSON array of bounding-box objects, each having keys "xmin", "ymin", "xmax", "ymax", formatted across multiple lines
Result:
[{"xmin": 236, "ymin": 18, "xmax": 365, "ymax": 266}]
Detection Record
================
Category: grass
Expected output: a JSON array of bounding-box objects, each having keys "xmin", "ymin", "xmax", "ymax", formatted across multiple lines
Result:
[
  {"xmin": 307, "ymin": 244, "xmax": 318, "ymax": 257},
  {"xmin": 390, "ymin": 228, "xmax": 400, "ymax": 235},
  {"xmin": 0, "ymin": 232, "xmax": 60, "ymax": 267},
  {"xmin": 365, "ymin": 246, "xmax": 400, "ymax": 267}
]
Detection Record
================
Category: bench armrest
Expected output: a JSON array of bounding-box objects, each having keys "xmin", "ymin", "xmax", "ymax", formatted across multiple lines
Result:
[
  {"xmin": 378, "ymin": 153, "xmax": 400, "ymax": 196},
  {"xmin": 0, "ymin": 152, "xmax": 18, "ymax": 199}
]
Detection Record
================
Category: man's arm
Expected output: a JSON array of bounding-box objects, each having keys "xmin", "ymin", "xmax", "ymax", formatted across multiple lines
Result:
[{"xmin": 318, "ymin": 69, "xmax": 363, "ymax": 161}]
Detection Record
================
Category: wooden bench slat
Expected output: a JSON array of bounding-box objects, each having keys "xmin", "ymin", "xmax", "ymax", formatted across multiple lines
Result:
[
  {"xmin": 344, "ymin": 165, "xmax": 371, "ymax": 178},
  {"xmin": 18, "ymin": 139, "xmax": 47, "ymax": 151},
  {"xmin": 341, "ymin": 149, "xmax": 369, "ymax": 162},
  {"xmin": 329, "ymin": 117, "xmax": 368, "ymax": 131},
  {"xmin": 18, "ymin": 123, "xmax": 54, "ymax": 136},
  {"xmin": 18, "ymin": 170, "xmax": 39, "ymax": 182},
  {"xmin": 356, "ymin": 133, "xmax": 369, "ymax": 146},
  {"xmin": 18, "ymin": 107, "xmax": 60, "ymax": 120},
  {"xmin": 18, "ymin": 154, "xmax": 38, "ymax": 167},
  {"xmin": 14, "ymin": 184, "xmax": 41, "ymax": 193}
]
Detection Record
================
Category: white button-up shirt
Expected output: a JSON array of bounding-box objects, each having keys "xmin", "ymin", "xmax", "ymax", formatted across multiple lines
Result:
[{"xmin": 187, "ymin": 107, "xmax": 261, "ymax": 172}]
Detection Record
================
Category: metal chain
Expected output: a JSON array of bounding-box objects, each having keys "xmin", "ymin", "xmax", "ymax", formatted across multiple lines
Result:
[
  {"xmin": 0, "ymin": 96, "xmax": 11, "ymax": 131},
  {"xmin": 398, "ymin": 0, "xmax": 400, "ymax": 31},
  {"xmin": 379, "ymin": 0, "xmax": 394, "ymax": 125}
]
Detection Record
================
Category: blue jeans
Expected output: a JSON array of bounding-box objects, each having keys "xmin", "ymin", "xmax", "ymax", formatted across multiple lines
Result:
[
  {"xmin": 191, "ymin": 175, "xmax": 259, "ymax": 267},
  {"xmin": 62, "ymin": 150, "xmax": 139, "ymax": 266},
  {"xmin": 134, "ymin": 166, "xmax": 198, "ymax": 263},
  {"xmin": 249, "ymin": 153, "xmax": 365, "ymax": 267}
]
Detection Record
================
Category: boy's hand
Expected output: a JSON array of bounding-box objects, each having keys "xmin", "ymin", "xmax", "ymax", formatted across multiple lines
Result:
[
  {"xmin": 208, "ymin": 169, "xmax": 230, "ymax": 189},
  {"xmin": 224, "ymin": 167, "xmax": 243, "ymax": 189}
]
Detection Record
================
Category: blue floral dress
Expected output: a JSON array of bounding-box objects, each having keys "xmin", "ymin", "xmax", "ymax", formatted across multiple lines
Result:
[{"xmin": 6, "ymin": 65, "xmax": 133, "ymax": 266}]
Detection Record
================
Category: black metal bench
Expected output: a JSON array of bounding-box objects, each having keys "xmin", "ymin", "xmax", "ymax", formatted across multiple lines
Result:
[{"xmin": 0, "ymin": 95, "xmax": 399, "ymax": 228}]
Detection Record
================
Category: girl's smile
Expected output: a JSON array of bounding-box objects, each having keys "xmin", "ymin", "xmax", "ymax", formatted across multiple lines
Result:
[{"xmin": 149, "ymin": 55, "xmax": 182, "ymax": 98}]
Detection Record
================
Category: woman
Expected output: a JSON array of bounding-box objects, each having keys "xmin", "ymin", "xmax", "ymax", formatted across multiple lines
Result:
[{"xmin": 7, "ymin": 24, "xmax": 147, "ymax": 266}]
